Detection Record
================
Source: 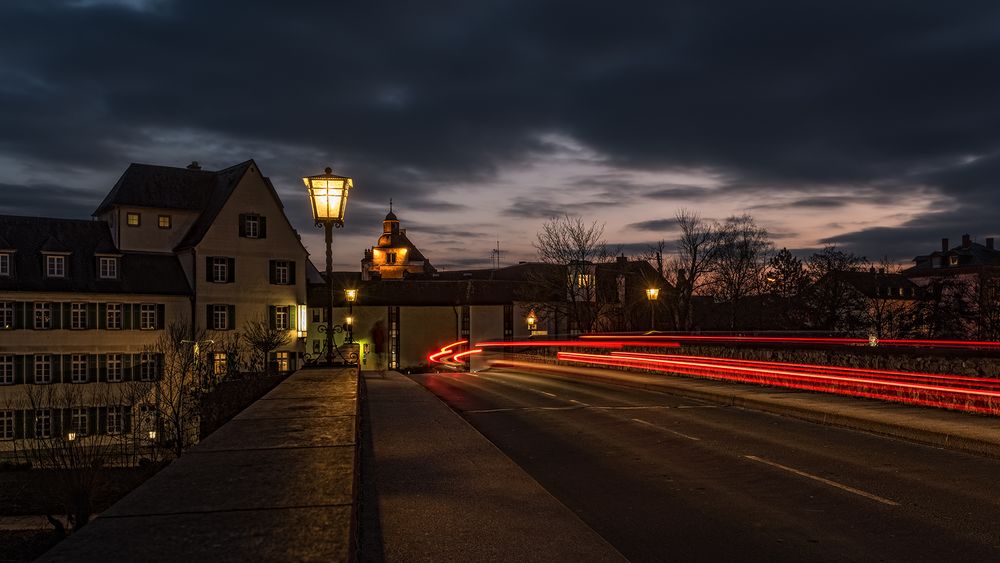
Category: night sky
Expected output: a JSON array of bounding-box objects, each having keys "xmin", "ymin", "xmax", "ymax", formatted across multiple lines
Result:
[{"xmin": 2, "ymin": 1, "xmax": 999, "ymax": 270}]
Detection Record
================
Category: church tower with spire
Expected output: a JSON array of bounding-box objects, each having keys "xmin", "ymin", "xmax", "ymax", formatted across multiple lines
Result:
[{"xmin": 361, "ymin": 203, "xmax": 436, "ymax": 280}]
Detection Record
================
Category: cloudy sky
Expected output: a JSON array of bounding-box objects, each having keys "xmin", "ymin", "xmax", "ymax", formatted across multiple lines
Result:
[{"xmin": 2, "ymin": 0, "xmax": 999, "ymax": 269}]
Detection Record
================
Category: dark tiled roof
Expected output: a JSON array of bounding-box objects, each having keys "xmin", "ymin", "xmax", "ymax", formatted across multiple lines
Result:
[
  {"xmin": 308, "ymin": 260, "xmax": 672, "ymax": 307},
  {"xmin": 824, "ymin": 270, "xmax": 922, "ymax": 299},
  {"xmin": 309, "ymin": 278, "xmax": 532, "ymax": 307},
  {"xmin": 907, "ymin": 241, "xmax": 1000, "ymax": 273},
  {"xmin": 91, "ymin": 160, "xmax": 255, "ymax": 251},
  {"xmin": 0, "ymin": 216, "xmax": 190, "ymax": 295}
]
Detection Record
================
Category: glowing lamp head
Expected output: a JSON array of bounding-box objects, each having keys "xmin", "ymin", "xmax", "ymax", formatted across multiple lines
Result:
[
  {"xmin": 67, "ymin": 432, "xmax": 77, "ymax": 441},
  {"xmin": 345, "ymin": 289, "xmax": 358, "ymax": 303},
  {"xmin": 345, "ymin": 316, "xmax": 354, "ymax": 326},
  {"xmin": 526, "ymin": 310, "xmax": 538, "ymax": 329},
  {"xmin": 148, "ymin": 430, "xmax": 157, "ymax": 440},
  {"xmin": 303, "ymin": 167, "xmax": 353, "ymax": 225},
  {"xmin": 646, "ymin": 288, "xmax": 660, "ymax": 301}
]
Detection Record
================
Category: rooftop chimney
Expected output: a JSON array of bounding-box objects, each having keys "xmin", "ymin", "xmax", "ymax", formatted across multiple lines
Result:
[
  {"xmin": 988, "ymin": 237, "xmax": 995, "ymax": 251},
  {"xmin": 187, "ymin": 161, "xmax": 201, "ymax": 170},
  {"xmin": 940, "ymin": 238, "xmax": 949, "ymax": 252},
  {"xmin": 962, "ymin": 234, "xmax": 972, "ymax": 248}
]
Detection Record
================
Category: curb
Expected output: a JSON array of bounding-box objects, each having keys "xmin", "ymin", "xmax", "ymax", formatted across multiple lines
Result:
[{"xmin": 490, "ymin": 359, "xmax": 1000, "ymax": 460}]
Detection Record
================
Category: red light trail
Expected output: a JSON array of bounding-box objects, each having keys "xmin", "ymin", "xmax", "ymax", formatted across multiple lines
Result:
[
  {"xmin": 555, "ymin": 350, "xmax": 1000, "ymax": 416},
  {"xmin": 579, "ymin": 334, "xmax": 1000, "ymax": 351}
]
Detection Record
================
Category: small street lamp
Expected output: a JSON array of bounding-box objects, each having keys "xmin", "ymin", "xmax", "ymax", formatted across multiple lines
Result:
[
  {"xmin": 303, "ymin": 168, "xmax": 353, "ymax": 365},
  {"xmin": 345, "ymin": 289, "xmax": 358, "ymax": 344},
  {"xmin": 645, "ymin": 288, "xmax": 660, "ymax": 330},
  {"xmin": 526, "ymin": 310, "xmax": 538, "ymax": 333}
]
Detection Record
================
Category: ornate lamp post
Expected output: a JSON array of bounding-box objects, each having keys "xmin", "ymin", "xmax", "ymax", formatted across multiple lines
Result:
[
  {"xmin": 303, "ymin": 167, "xmax": 353, "ymax": 365},
  {"xmin": 345, "ymin": 289, "xmax": 358, "ymax": 344},
  {"xmin": 645, "ymin": 288, "xmax": 660, "ymax": 330}
]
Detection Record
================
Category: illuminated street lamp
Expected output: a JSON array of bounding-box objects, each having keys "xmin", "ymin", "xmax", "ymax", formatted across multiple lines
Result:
[
  {"xmin": 645, "ymin": 288, "xmax": 660, "ymax": 330},
  {"xmin": 304, "ymin": 168, "xmax": 353, "ymax": 365},
  {"xmin": 526, "ymin": 310, "xmax": 538, "ymax": 333},
  {"xmin": 345, "ymin": 289, "xmax": 358, "ymax": 344}
]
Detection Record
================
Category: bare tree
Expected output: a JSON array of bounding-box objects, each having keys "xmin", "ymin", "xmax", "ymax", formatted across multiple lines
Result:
[
  {"xmin": 672, "ymin": 209, "xmax": 717, "ymax": 331},
  {"xmin": 710, "ymin": 214, "xmax": 773, "ymax": 329},
  {"xmin": 242, "ymin": 315, "xmax": 291, "ymax": 376},
  {"xmin": 802, "ymin": 246, "xmax": 869, "ymax": 333},
  {"xmin": 143, "ymin": 322, "xmax": 209, "ymax": 458},
  {"xmin": 863, "ymin": 260, "xmax": 922, "ymax": 339},
  {"xmin": 14, "ymin": 380, "xmax": 148, "ymax": 531},
  {"xmin": 528, "ymin": 215, "xmax": 615, "ymax": 334}
]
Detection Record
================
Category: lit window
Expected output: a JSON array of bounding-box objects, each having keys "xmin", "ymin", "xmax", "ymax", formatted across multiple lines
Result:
[
  {"xmin": 273, "ymin": 351, "xmax": 290, "ymax": 373},
  {"xmin": 386, "ymin": 252, "xmax": 397, "ymax": 265},
  {"xmin": 139, "ymin": 353, "xmax": 157, "ymax": 381},
  {"xmin": 107, "ymin": 407, "xmax": 123, "ymax": 435},
  {"xmin": 275, "ymin": 305, "xmax": 290, "ymax": 330},
  {"xmin": 127, "ymin": 212, "xmax": 140, "ymax": 227},
  {"xmin": 244, "ymin": 215, "xmax": 259, "ymax": 238},
  {"xmin": 0, "ymin": 302, "xmax": 12, "ymax": 329},
  {"xmin": 71, "ymin": 354, "xmax": 88, "ymax": 383},
  {"xmin": 106, "ymin": 354, "xmax": 122, "ymax": 382},
  {"xmin": 212, "ymin": 352, "xmax": 227, "ymax": 377},
  {"xmin": 34, "ymin": 302, "xmax": 51, "ymax": 330},
  {"xmin": 34, "ymin": 355, "xmax": 51, "ymax": 384},
  {"xmin": 71, "ymin": 303, "xmax": 87, "ymax": 330},
  {"xmin": 948, "ymin": 255, "xmax": 959, "ymax": 266},
  {"xmin": 140, "ymin": 304, "xmax": 157, "ymax": 330},
  {"xmin": 575, "ymin": 274, "xmax": 594, "ymax": 288},
  {"xmin": 71, "ymin": 408, "xmax": 88, "ymax": 436},
  {"xmin": 158, "ymin": 215, "xmax": 171, "ymax": 229},
  {"xmin": 0, "ymin": 355, "xmax": 12, "ymax": 385},
  {"xmin": 46, "ymin": 255, "xmax": 65, "ymax": 278},
  {"xmin": 106, "ymin": 303, "xmax": 122, "ymax": 330},
  {"xmin": 99, "ymin": 257, "xmax": 118, "ymax": 279},
  {"xmin": 212, "ymin": 257, "xmax": 229, "ymax": 283},
  {"xmin": 212, "ymin": 305, "xmax": 229, "ymax": 330},
  {"xmin": 0, "ymin": 410, "xmax": 13, "ymax": 440},
  {"xmin": 35, "ymin": 409, "xmax": 51, "ymax": 438},
  {"xmin": 0, "ymin": 253, "xmax": 9, "ymax": 277}
]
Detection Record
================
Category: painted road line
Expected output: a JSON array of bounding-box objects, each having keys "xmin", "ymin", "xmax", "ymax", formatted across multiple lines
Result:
[
  {"xmin": 743, "ymin": 455, "xmax": 900, "ymax": 507},
  {"xmin": 631, "ymin": 418, "xmax": 701, "ymax": 441},
  {"xmin": 466, "ymin": 405, "xmax": 587, "ymax": 414}
]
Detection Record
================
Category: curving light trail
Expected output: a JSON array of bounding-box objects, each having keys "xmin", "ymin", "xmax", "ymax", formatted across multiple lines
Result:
[{"xmin": 557, "ymin": 350, "xmax": 1000, "ymax": 416}]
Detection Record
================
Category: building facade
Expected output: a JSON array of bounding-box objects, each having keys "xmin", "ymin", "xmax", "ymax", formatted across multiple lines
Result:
[{"xmin": 0, "ymin": 160, "xmax": 309, "ymax": 450}]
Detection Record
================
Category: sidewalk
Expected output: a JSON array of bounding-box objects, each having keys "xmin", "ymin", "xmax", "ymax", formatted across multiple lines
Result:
[
  {"xmin": 39, "ymin": 367, "xmax": 359, "ymax": 563},
  {"xmin": 362, "ymin": 371, "xmax": 626, "ymax": 563},
  {"xmin": 491, "ymin": 359, "xmax": 1000, "ymax": 459}
]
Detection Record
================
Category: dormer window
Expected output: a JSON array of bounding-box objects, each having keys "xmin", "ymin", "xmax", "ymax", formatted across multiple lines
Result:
[
  {"xmin": 386, "ymin": 252, "xmax": 397, "ymax": 265},
  {"xmin": 0, "ymin": 253, "xmax": 10, "ymax": 277},
  {"xmin": 127, "ymin": 212, "xmax": 141, "ymax": 227},
  {"xmin": 239, "ymin": 214, "xmax": 267, "ymax": 239},
  {"xmin": 98, "ymin": 257, "xmax": 119, "ymax": 279},
  {"xmin": 158, "ymin": 215, "xmax": 171, "ymax": 229},
  {"xmin": 46, "ymin": 255, "xmax": 66, "ymax": 278}
]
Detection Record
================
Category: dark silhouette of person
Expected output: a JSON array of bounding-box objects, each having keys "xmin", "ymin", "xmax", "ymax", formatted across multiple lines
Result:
[{"xmin": 370, "ymin": 320, "xmax": 386, "ymax": 374}]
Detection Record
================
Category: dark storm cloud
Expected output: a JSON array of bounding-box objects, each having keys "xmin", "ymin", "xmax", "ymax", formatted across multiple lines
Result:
[
  {"xmin": 0, "ymin": 183, "xmax": 98, "ymax": 219},
  {"xmin": 626, "ymin": 219, "xmax": 677, "ymax": 232},
  {"xmin": 1, "ymin": 0, "xmax": 1000, "ymax": 261}
]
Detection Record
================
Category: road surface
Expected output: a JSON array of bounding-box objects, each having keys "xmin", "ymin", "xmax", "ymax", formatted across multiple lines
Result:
[{"xmin": 411, "ymin": 368, "xmax": 1000, "ymax": 562}]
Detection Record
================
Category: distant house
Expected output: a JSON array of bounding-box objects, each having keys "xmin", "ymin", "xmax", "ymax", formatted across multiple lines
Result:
[
  {"xmin": 904, "ymin": 234, "xmax": 1000, "ymax": 339},
  {"xmin": 804, "ymin": 269, "xmax": 924, "ymax": 338}
]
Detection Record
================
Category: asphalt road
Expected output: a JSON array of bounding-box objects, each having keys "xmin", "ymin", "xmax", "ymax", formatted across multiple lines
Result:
[{"xmin": 410, "ymin": 368, "xmax": 1000, "ymax": 562}]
